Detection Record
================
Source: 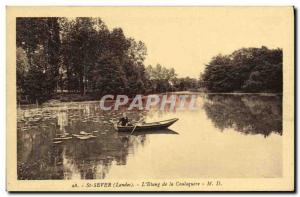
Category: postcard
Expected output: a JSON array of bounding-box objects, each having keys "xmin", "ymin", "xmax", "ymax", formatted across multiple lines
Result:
[{"xmin": 6, "ymin": 6, "xmax": 294, "ymax": 192}]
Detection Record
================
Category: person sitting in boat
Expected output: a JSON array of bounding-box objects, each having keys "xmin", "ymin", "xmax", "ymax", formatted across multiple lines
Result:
[{"xmin": 118, "ymin": 113, "xmax": 130, "ymax": 126}]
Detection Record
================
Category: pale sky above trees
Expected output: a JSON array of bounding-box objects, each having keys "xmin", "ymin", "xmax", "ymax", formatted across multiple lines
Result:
[{"xmin": 97, "ymin": 7, "xmax": 290, "ymax": 78}]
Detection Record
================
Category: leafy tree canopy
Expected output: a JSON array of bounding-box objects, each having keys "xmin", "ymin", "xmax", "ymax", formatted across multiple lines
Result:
[{"xmin": 200, "ymin": 46, "xmax": 282, "ymax": 93}]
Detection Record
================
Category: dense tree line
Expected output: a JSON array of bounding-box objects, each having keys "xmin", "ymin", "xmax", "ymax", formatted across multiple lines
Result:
[
  {"xmin": 145, "ymin": 64, "xmax": 200, "ymax": 93},
  {"xmin": 17, "ymin": 17, "xmax": 151, "ymax": 103},
  {"xmin": 200, "ymin": 46, "xmax": 282, "ymax": 93},
  {"xmin": 17, "ymin": 17, "xmax": 200, "ymax": 104},
  {"xmin": 18, "ymin": 18, "xmax": 282, "ymax": 104}
]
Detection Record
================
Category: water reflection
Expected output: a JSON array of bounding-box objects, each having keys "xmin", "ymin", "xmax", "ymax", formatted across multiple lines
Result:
[
  {"xmin": 17, "ymin": 103, "xmax": 147, "ymax": 180},
  {"xmin": 203, "ymin": 94, "xmax": 282, "ymax": 137},
  {"xmin": 17, "ymin": 93, "xmax": 282, "ymax": 179}
]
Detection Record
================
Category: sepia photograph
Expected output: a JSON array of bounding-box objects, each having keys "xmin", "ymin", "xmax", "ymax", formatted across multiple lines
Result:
[{"xmin": 6, "ymin": 6, "xmax": 294, "ymax": 192}]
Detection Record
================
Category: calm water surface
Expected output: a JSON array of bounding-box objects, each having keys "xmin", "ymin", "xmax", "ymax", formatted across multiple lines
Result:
[{"xmin": 17, "ymin": 93, "xmax": 282, "ymax": 179}]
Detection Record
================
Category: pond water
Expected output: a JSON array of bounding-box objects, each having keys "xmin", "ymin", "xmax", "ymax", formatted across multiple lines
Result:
[{"xmin": 17, "ymin": 93, "xmax": 282, "ymax": 180}]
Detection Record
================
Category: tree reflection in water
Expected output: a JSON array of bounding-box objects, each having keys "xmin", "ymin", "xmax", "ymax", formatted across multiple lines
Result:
[
  {"xmin": 203, "ymin": 94, "xmax": 282, "ymax": 137},
  {"xmin": 17, "ymin": 103, "xmax": 147, "ymax": 180},
  {"xmin": 17, "ymin": 94, "xmax": 282, "ymax": 180}
]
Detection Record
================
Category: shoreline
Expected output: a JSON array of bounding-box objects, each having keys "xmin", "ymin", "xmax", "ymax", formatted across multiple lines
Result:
[{"xmin": 18, "ymin": 91, "xmax": 282, "ymax": 108}]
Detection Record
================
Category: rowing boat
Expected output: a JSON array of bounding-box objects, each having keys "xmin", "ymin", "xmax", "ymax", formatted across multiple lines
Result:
[{"xmin": 114, "ymin": 118, "xmax": 179, "ymax": 132}]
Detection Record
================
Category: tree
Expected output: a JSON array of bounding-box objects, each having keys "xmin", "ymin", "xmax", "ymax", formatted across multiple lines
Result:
[
  {"xmin": 146, "ymin": 64, "xmax": 177, "ymax": 92},
  {"xmin": 16, "ymin": 47, "xmax": 29, "ymax": 100},
  {"xmin": 60, "ymin": 18, "xmax": 149, "ymax": 96},
  {"xmin": 92, "ymin": 52, "xmax": 128, "ymax": 95},
  {"xmin": 23, "ymin": 46, "xmax": 54, "ymax": 103},
  {"xmin": 123, "ymin": 38, "xmax": 148, "ymax": 95},
  {"xmin": 200, "ymin": 46, "xmax": 282, "ymax": 93},
  {"xmin": 173, "ymin": 77, "xmax": 199, "ymax": 91},
  {"xmin": 61, "ymin": 17, "xmax": 101, "ymax": 94},
  {"xmin": 16, "ymin": 17, "xmax": 61, "ymax": 103}
]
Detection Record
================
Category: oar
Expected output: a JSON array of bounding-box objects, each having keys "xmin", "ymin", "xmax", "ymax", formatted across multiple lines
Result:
[
  {"xmin": 130, "ymin": 118, "xmax": 145, "ymax": 135},
  {"xmin": 130, "ymin": 124, "xmax": 137, "ymax": 135}
]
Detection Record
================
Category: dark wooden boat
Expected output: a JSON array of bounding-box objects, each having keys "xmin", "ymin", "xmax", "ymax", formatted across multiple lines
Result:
[{"xmin": 114, "ymin": 118, "xmax": 179, "ymax": 132}]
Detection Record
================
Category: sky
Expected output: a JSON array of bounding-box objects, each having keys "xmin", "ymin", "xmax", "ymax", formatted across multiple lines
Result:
[{"xmin": 86, "ymin": 7, "xmax": 291, "ymax": 78}]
